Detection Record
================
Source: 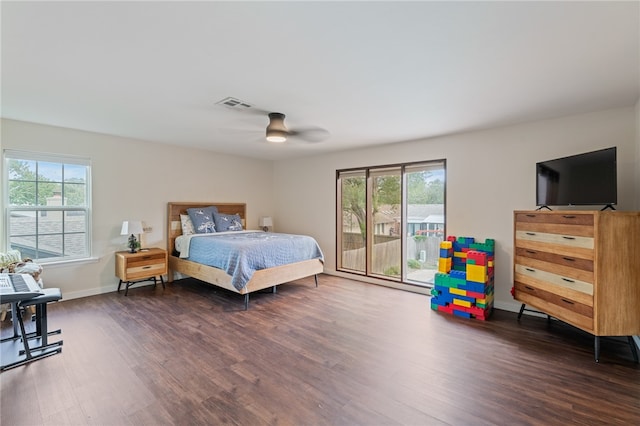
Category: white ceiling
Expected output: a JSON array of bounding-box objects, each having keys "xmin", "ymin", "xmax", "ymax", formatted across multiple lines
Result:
[{"xmin": 2, "ymin": 1, "xmax": 639, "ymax": 161}]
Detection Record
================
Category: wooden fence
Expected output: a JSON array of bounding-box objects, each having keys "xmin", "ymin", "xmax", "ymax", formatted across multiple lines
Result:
[{"xmin": 341, "ymin": 235, "xmax": 443, "ymax": 276}]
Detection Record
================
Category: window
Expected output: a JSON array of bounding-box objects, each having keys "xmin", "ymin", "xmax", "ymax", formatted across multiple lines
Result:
[
  {"xmin": 337, "ymin": 159, "xmax": 445, "ymax": 287},
  {"xmin": 3, "ymin": 150, "xmax": 92, "ymax": 263}
]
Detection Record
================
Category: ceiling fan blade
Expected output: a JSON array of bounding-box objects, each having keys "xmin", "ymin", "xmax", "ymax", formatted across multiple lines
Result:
[{"xmin": 289, "ymin": 127, "xmax": 330, "ymax": 143}]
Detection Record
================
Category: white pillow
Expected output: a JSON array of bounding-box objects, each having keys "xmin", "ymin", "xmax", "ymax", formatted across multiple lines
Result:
[{"xmin": 180, "ymin": 214, "xmax": 196, "ymax": 235}]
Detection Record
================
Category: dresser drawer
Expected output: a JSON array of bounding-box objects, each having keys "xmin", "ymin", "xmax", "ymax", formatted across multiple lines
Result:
[
  {"xmin": 515, "ymin": 230, "xmax": 594, "ymax": 250},
  {"xmin": 514, "ymin": 282, "xmax": 594, "ymax": 332},
  {"xmin": 514, "ymin": 247, "xmax": 593, "ymax": 272},
  {"xmin": 515, "ymin": 212, "xmax": 594, "ymax": 226},
  {"xmin": 515, "ymin": 264, "xmax": 593, "ymax": 295},
  {"xmin": 515, "ymin": 252, "xmax": 593, "ymax": 284},
  {"xmin": 514, "ymin": 282, "xmax": 593, "ymax": 316}
]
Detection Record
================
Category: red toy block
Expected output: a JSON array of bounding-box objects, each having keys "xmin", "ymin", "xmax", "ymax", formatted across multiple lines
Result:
[{"xmin": 467, "ymin": 251, "xmax": 487, "ymax": 266}]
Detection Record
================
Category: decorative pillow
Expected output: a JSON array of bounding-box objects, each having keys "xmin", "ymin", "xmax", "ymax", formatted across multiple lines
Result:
[
  {"xmin": 0, "ymin": 250, "xmax": 22, "ymax": 268},
  {"xmin": 179, "ymin": 214, "xmax": 196, "ymax": 236},
  {"xmin": 187, "ymin": 206, "xmax": 218, "ymax": 234},
  {"xmin": 213, "ymin": 212, "xmax": 243, "ymax": 232}
]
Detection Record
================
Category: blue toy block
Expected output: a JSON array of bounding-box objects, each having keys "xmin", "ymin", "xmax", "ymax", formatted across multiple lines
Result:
[
  {"xmin": 450, "ymin": 270, "xmax": 466, "ymax": 279},
  {"xmin": 439, "ymin": 248, "xmax": 453, "ymax": 258}
]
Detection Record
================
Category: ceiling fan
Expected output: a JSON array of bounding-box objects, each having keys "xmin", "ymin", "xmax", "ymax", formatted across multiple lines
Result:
[
  {"xmin": 215, "ymin": 98, "xmax": 329, "ymax": 144},
  {"xmin": 265, "ymin": 112, "xmax": 329, "ymax": 144}
]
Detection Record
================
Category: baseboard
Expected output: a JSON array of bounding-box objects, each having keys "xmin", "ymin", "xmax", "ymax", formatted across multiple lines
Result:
[{"xmin": 61, "ymin": 281, "xmax": 156, "ymax": 301}]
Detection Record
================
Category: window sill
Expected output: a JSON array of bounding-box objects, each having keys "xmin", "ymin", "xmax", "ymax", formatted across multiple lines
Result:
[{"xmin": 37, "ymin": 257, "xmax": 100, "ymax": 268}]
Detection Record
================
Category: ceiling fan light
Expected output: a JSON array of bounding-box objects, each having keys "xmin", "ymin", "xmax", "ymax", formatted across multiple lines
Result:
[
  {"xmin": 266, "ymin": 130, "xmax": 287, "ymax": 143},
  {"xmin": 266, "ymin": 112, "xmax": 288, "ymax": 143}
]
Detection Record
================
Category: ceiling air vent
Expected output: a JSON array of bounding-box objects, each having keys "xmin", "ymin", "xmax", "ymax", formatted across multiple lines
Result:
[{"xmin": 215, "ymin": 97, "xmax": 253, "ymax": 111}]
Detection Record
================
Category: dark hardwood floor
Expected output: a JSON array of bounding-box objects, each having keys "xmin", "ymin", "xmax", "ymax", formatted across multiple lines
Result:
[{"xmin": 1, "ymin": 275, "xmax": 639, "ymax": 425}]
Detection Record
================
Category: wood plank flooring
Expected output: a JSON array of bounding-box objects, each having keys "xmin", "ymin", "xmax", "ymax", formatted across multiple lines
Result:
[{"xmin": 1, "ymin": 275, "xmax": 639, "ymax": 425}]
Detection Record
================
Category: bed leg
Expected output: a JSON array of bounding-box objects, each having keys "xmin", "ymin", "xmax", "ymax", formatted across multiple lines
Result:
[
  {"xmin": 314, "ymin": 274, "xmax": 318, "ymax": 288},
  {"xmin": 244, "ymin": 294, "xmax": 249, "ymax": 310},
  {"xmin": 272, "ymin": 286, "xmax": 277, "ymax": 294}
]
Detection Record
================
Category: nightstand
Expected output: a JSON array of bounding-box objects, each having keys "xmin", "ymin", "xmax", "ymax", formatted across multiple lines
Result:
[{"xmin": 115, "ymin": 248, "xmax": 167, "ymax": 296}]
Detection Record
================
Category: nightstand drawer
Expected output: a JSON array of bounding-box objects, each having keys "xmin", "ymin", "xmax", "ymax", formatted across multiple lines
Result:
[
  {"xmin": 126, "ymin": 252, "xmax": 165, "ymax": 268},
  {"xmin": 126, "ymin": 263, "xmax": 166, "ymax": 280}
]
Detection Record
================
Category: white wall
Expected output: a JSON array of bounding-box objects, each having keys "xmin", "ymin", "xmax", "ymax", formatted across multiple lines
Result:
[
  {"xmin": 1, "ymin": 119, "xmax": 275, "ymax": 299},
  {"xmin": 273, "ymin": 107, "xmax": 638, "ymax": 312}
]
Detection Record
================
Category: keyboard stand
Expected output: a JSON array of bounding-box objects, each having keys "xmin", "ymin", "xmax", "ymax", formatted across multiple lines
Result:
[
  {"xmin": 0, "ymin": 302, "xmax": 27, "ymax": 342},
  {"xmin": 0, "ymin": 289, "xmax": 63, "ymax": 371}
]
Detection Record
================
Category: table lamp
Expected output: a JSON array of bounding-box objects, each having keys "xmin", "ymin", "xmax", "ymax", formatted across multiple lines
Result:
[
  {"xmin": 121, "ymin": 220, "xmax": 144, "ymax": 253},
  {"xmin": 259, "ymin": 216, "xmax": 273, "ymax": 232}
]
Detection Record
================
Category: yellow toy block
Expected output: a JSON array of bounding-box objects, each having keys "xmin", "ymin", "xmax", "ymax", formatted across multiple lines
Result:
[
  {"xmin": 467, "ymin": 264, "xmax": 487, "ymax": 283},
  {"xmin": 453, "ymin": 298, "xmax": 472, "ymax": 308},
  {"xmin": 454, "ymin": 252, "xmax": 467, "ymax": 258},
  {"xmin": 450, "ymin": 288, "xmax": 467, "ymax": 296},
  {"xmin": 438, "ymin": 258, "xmax": 452, "ymax": 273},
  {"xmin": 440, "ymin": 241, "xmax": 452, "ymax": 249}
]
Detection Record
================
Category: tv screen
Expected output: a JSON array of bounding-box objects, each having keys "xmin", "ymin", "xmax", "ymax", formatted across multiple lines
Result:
[{"xmin": 536, "ymin": 147, "xmax": 617, "ymax": 207}]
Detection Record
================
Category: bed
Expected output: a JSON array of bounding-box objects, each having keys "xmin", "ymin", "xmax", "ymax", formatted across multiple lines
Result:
[{"xmin": 167, "ymin": 202, "xmax": 324, "ymax": 309}]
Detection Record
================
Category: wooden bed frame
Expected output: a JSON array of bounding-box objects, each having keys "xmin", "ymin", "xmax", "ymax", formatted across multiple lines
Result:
[{"xmin": 167, "ymin": 202, "xmax": 323, "ymax": 308}]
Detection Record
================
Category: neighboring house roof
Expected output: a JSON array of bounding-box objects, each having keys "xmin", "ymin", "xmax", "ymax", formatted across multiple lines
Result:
[
  {"xmin": 407, "ymin": 204, "xmax": 444, "ymax": 221},
  {"xmin": 345, "ymin": 204, "xmax": 445, "ymax": 227}
]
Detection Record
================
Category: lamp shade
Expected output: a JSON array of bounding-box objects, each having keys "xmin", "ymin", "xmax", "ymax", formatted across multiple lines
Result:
[
  {"xmin": 121, "ymin": 220, "xmax": 144, "ymax": 236},
  {"xmin": 259, "ymin": 217, "xmax": 273, "ymax": 227}
]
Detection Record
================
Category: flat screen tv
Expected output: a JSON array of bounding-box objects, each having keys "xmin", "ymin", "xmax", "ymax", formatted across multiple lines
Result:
[{"xmin": 536, "ymin": 147, "xmax": 617, "ymax": 208}]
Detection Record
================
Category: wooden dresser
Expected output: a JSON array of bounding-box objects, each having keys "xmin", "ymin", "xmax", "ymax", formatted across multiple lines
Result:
[{"xmin": 513, "ymin": 210, "xmax": 640, "ymax": 362}]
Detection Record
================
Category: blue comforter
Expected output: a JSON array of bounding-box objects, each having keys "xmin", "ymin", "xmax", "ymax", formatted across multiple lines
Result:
[{"xmin": 186, "ymin": 232, "xmax": 324, "ymax": 290}]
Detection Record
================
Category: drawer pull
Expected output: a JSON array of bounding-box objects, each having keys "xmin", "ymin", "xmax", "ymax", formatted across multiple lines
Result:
[
  {"xmin": 561, "ymin": 298, "xmax": 575, "ymax": 305},
  {"xmin": 142, "ymin": 256, "xmax": 151, "ymax": 260},
  {"xmin": 525, "ymin": 268, "xmax": 536, "ymax": 272},
  {"xmin": 142, "ymin": 266, "xmax": 152, "ymax": 270},
  {"xmin": 562, "ymin": 215, "xmax": 576, "ymax": 219},
  {"xmin": 526, "ymin": 214, "xmax": 536, "ymax": 218},
  {"xmin": 524, "ymin": 286, "xmax": 535, "ymax": 291},
  {"xmin": 561, "ymin": 277, "xmax": 575, "ymax": 283},
  {"xmin": 562, "ymin": 257, "xmax": 575, "ymax": 262},
  {"xmin": 562, "ymin": 236, "xmax": 576, "ymax": 240},
  {"xmin": 526, "ymin": 232, "xmax": 536, "ymax": 236},
  {"xmin": 526, "ymin": 250, "xmax": 537, "ymax": 255}
]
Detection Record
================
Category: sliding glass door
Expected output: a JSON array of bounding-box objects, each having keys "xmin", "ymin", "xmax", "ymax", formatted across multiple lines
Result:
[
  {"xmin": 370, "ymin": 167, "xmax": 401, "ymax": 279},
  {"xmin": 337, "ymin": 160, "xmax": 445, "ymax": 287},
  {"xmin": 403, "ymin": 163, "xmax": 445, "ymax": 285},
  {"xmin": 338, "ymin": 170, "xmax": 366, "ymax": 274}
]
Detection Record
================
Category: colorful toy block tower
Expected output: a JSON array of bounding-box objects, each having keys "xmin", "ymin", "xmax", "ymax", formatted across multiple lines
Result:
[{"xmin": 430, "ymin": 236, "xmax": 495, "ymax": 320}]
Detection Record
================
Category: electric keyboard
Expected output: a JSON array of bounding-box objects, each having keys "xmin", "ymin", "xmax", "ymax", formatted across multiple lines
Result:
[{"xmin": 0, "ymin": 273, "xmax": 44, "ymax": 303}]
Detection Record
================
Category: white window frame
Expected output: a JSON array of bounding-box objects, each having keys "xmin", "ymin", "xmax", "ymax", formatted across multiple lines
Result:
[{"xmin": 3, "ymin": 149, "xmax": 92, "ymax": 264}]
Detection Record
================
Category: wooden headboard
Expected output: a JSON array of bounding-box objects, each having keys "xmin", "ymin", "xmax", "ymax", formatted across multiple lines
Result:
[{"xmin": 167, "ymin": 202, "xmax": 247, "ymax": 255}]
